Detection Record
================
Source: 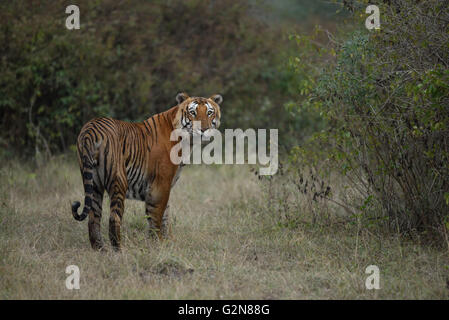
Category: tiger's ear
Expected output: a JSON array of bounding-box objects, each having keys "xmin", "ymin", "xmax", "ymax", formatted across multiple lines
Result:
[
  {"xmin": 210, "ymin": 94, "xmax": 223, "ymax": 105},
  {"xmin": 176, "ymin": 92, "xmax": 189, "ymax": 105}
]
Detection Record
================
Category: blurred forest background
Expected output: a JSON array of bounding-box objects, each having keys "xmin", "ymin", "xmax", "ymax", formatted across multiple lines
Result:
[
  {"xmin": 0, "ymin": 0, "xmax": 448, "ymax": 244},
  {"xmin": 0, "ymin": 0, "xmax": 344, "ymax": 157}
]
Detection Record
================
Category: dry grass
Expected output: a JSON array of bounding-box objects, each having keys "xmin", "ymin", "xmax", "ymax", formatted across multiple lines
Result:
[{"xmin": 0, "ymin": 155, "xmax": 448, "ymax": 299}]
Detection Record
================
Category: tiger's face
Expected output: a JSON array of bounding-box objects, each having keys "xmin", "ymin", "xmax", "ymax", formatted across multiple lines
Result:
[{"xmin": 174, "ymin": 92, "xmax": 222, "ymax": 137}]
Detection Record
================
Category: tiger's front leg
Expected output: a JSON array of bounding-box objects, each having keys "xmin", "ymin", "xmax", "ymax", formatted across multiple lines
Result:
[
  {"xmin": 145, "ymin": 182, "xmax": 171, "ymax": 240},
  {"xmin": 161, "ymin": 205, "xmax": 171, "ymax": 238}
]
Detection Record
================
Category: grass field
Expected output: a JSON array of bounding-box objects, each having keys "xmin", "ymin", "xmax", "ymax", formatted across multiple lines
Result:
[{"xmin": 0, "ymin": 155, "xmax": 448, "ymax": 299}]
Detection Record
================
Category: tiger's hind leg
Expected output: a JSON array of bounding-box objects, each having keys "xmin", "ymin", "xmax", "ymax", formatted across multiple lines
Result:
[
  {"xmin": 108, "ymin": 177, "xmax": 128, "ymax": 251},
  {"xmin": 145, "ymin": 200, "xmax": 161, "ymax": 240},
  {"xmin": 88, "ymin": 181, "xmax": 105, "ymax": 250}
]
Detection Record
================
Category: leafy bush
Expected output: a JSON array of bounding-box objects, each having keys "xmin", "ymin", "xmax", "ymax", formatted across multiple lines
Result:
[
  {"xmin": 290, "ymin": 0, "xmax": 449, "ymax": 242},
  {"xmin": 0, "ymin": 0, "xmax": 320, "ymax": 157}
]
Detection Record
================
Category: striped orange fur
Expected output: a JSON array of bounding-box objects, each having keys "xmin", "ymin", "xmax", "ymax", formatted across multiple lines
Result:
[{"xmin": 71, "ymin": 93, "xmax": 222, "ymax": 250}]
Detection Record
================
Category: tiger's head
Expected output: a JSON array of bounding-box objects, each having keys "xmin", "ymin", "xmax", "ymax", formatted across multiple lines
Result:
[{"xmin": 173, "ymin": 92, "xmax": 222, "ymax": 137}]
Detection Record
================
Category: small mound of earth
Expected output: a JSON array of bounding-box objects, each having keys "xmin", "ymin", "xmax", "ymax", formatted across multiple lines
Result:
[
  {"xmin": 138, "ymin": 258, "xmax": 194, "ymax": 281},
  {"xmin": 153, "ymin": 259, "xmax": 194, "ymax": 277}
]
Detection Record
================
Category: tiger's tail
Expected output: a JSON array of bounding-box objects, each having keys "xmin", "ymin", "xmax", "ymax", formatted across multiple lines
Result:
[{"xmin": 72, "ymin": 138, "xmax": 99, "ymax": 222}]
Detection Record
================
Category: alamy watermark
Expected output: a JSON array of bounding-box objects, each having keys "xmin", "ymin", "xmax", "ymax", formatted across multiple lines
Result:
[
  {"xmin": 169, "ymin": 122, "xmax": 278, "ymax": 176},
  {"xmin": 365, "ymin": 5, "xmax": 380, "ymax": 30},
  {"xmin": 65, "ymin": 265, "xmax": 80, "ymax": 290},
  {"xmin": 65, "ymin": 5, "xmax": 80, "ymax": 30},
  {"xmin": 365, "ymin": 265, "xmax": 380, "ymax": 290},
  {"xmin": 65, "ymin": 5, "xmax": 380, "ymax": 31}
]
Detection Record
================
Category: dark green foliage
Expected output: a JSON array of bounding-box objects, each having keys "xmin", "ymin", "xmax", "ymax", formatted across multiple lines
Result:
[
  {"xmin": 291, "ymin": 0, "xmax": 449, "ymax": 241},
  {"xmin": 1, "ymin": 0, "xmax": 322, "ymax": 157}
]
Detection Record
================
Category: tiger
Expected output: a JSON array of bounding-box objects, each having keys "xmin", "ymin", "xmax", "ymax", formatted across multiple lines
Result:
[{"xmin": 71, "ymin": 92, "xmax": 223, "ymax": 250}]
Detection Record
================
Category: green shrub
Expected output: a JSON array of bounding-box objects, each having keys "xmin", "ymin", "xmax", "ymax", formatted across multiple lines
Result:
[
  {"xmin": 290, "ymin": 0, "xmax": 449, "ymax": 242},
  {"xmin": 1, "ymin": 0, "xmax": 322, "ymax": 157}
]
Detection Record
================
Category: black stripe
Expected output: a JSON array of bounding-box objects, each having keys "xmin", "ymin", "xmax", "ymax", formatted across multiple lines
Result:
[
  {"xmin": 122, "ymin": 135, "xmax": 127, "ymax": 155},
  {"xmin": 151, "ymin": 117, "xmax": 158, "ymax": 142},
  {"xmin": 96, "ymin": 118, "xmax": 115, "ymax": 130},
  {"xmin": 92, "ymin": 198, "xmax": 101, "ymax": 209},
  {"xmin": 91, "ymin": 123, "xmax": 105, "ymax": 139},
  {"xmin": 110, "ymin": 200, "xmax": 121, "ymax": 209},
  {"xmin": 84, "ymin": 184, "xmax": 93, "ymax": 193},
  {"xmin": 144, "ymin": 120, "xmax": 154, "ymax": 146},
  {"xmin": 103, "ymin": 140, "xmax": 109, "ymax": 188},
  {"xmin": 83, "ymin": 171, "xmax": 93, "ymax": 180}
]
